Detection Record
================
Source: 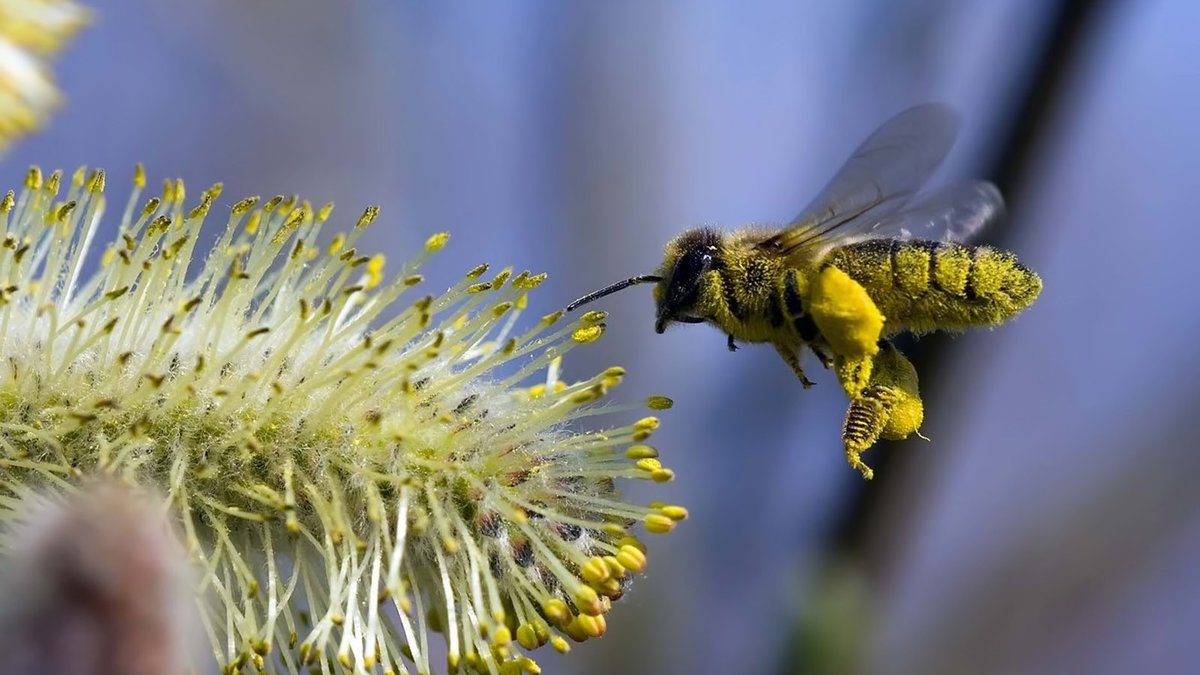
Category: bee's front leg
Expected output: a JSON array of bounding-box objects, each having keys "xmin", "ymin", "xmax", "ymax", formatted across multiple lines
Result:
[
  {"xmin": 774, "ymin": 343, "xmax": 815, "ymax": 389},
  {"xmin": 727, "ymin": 334, "xmax": 738, "ymax": 352},
  {"xmin": 811, "ymin": 345, "xmax": 833, "ymax": 369}
]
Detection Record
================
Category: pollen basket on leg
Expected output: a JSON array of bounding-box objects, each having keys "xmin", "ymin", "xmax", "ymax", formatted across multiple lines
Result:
[{"xmin": 0, "ymin": 166, "xmax": 682, "ymax": 674}]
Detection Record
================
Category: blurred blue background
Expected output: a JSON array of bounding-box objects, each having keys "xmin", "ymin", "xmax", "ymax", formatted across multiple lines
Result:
[{"xmin": 6, "ymin": 1, "xmax": 1198, "ymax": 673}]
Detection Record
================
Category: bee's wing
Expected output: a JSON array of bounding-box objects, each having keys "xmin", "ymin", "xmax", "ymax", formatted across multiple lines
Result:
[
  {"xmin": 757, "ymin": 103, "xmax": 960, "ymax": 259},
  {"xmin": 864, "ymin": 181, "xmax": 1004, "ymax": 244}
]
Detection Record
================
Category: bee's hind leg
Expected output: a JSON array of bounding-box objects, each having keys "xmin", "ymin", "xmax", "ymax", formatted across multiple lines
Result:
[
  {"xmin": 774, "ymin": 343, "xmax": 815, "ymax": 389},
  {"xmin": 727, "ymin": 334, "xmax": 738, "ymax": 352}
]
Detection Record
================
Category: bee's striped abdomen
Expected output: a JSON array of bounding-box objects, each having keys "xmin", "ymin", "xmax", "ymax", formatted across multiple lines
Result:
[
  {"xmin": 824, "ymin": 239, "xmax": 1042, "ymax": 335},
  {"xmin": 782, "ymin": 268, "xmax": 820, "ymax": 342}
]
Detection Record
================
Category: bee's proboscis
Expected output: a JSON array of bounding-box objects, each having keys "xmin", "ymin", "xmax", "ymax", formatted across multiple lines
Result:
[{"xmin": 566, "ymin": 274, "xmax": 662, "ymax": 311}]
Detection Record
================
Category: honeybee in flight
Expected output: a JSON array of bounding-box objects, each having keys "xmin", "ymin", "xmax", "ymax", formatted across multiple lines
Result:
[{"xmin": 566, "ymin": 104, "xmax": 1043, "ymax": 479}]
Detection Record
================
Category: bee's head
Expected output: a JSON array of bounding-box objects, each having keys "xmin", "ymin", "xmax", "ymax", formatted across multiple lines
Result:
[
  {"xmin": 564, "ymin": 227, "xmax": 722, "ymax": 333},
  {"xmin": 653, "ymin": 228, "xmax": 721, "ymax": 333}
]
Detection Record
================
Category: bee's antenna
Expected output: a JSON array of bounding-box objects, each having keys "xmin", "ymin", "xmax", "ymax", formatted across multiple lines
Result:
[{"xmin": 566, "ymin": 275, "xmax": 663, "ymax": 311}]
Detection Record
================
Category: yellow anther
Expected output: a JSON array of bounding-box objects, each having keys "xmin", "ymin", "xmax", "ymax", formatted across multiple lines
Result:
[
  {"xmin": 512, "ymin": 271, "xmax": 546, "ymax": 289},
  {"xmin": 574, "ymin": 614, "xmax": 606, "ymax": 638},
  {"xmin": 133, "ymin": 163, "xmax": 147, "ymax": 188},
  {"xmin": 491, "ymin": 269, "xmax": 512, "ymax": 287},
  {"xmin": 366, "ymin": 254, "xmax": 386, "ymax": 289},
  {"xmin": 651, "ymin": 468, "xmax": 675, "ymax": 483},
  {"xmin": 562, "ymin": 618, "xmax": 589, "ymax": 643},
  {"xmin": 635, "ymin": 458, "xmax": 662, "ymax": 472},
  {"xmin": 187, "ymin": 199, "xmax": 210, "ymax": 220},
  {"xmin": 88, "ymin": 169, "xmax": 105, "ymax": 193},
  {"xmin": 25, "ymin": 167, "xmax": 42, "ymax": 190},
  {"xmin": 603, "ymin": 523, "xmax": 628, "ymax": 537},
  {"xmin": 581, "ymin": 310, "xmax": 607, "ymax": 323},
  {"xmin": 573, "ymin": 585, "xmax": 603, "ymax": 616},
  {"xmin": 203, "ymin": 183, "xmax": 223, "ymax": 202},
  {"xmin": 357, "ymin": 205, "xmax": 380, "ymax": 229},
  {"xmin": 424, "ymin": 231, "xmax": 450, "ymax": 251},
  {"xmin": 618, "ymin": 535, "xmax": 646, "ymax": 551},
  {"xmin": 646, "ymin": 395, "xmax": 674, "ymax": 410},
  {"xmin": 55, "ymin": 201, "xmax": 76, "ymax": 221},
  {"xmin": 625, "ymin": 445, "xmax": 658, "ymax": 459},
  {"xmin": 550, "ymin": 636, "xmax": 570, "ymax": 654},
  {"xmin": 491, "ymin": 626, "xmax": 512, "ymax": 647},
  {"xmin": 316, "ymin": 201, "xmax": 335, "ymax": 221},
  {"xmin": 659, "ymin": 505, "xmax": 689, "ymax": 521},
  {"xmin": 541, "ymin": 598, "xmax": 569, "ymax": 625},
  {"xmin": 616, "ymin": 544, "xmax": 647, "ymax": 572},
  {"xmin": 231, "ymin": 196, "xmax": 259, "ymax": 215},
  {"xmin": 516, "ymin": 623, "xmax": 540, "ymax": 650},
  {"xmin": 633, "ymin": 416, "xmax": 660, "ymax": 431},
  {"xmin": 644, "ymin": 513, "xmax": 675, "ymax": 534},
  {"xmin": 602, "ymin": 555, "xmax": 626, "ymax": 578},
  {"xmin": 569, "ymin": 385, "xmax": 605, "ymax": 405},
  {"xmin": 598, "ymin": 578, "xmax": 621, "ymax": 597},
  {"xmin": 45, "ymin": 170, "xmax": 61, "ymax": 194},
  {"xmin": 283, "ymin": 206, "xmax": 306, "ymax": 230},
  {"xmin": 571, "ymin": 325, "xmax": 604, "ymax": 343},
  {"xmin": 581, "ymin": 557, "xmax": 610, "ymax": 585}
]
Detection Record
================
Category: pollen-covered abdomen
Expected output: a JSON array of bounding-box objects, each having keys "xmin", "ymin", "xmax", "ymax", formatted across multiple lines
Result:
[{"xmin": 823, "ymin": 239, "xmax": 1042, "ymax": 335}]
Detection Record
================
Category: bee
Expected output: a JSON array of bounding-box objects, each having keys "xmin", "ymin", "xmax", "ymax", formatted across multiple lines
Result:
[{"xmin": 566, "ymin": 104, "xmax": 1043, "ymax": 479}]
